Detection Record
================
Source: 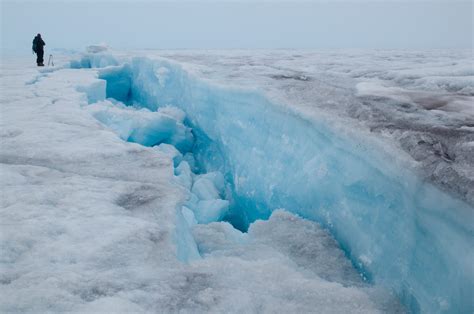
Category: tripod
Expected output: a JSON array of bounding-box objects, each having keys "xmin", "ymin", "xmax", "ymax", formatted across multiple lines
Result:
[{"xmin": 48, "ymin": 54, "xmax": 54, "ymax": 67}]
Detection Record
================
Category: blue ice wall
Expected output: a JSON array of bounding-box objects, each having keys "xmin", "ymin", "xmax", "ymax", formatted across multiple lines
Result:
[
  {"xmin": 98, "ymin": 65, "xmax": 132, "ymax": 104},
  {"xmin": 97, "ymin": 56, "xmax": 473, "ymax": 313}
]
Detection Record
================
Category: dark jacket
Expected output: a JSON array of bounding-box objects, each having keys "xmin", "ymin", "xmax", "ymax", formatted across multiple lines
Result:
[{"xmin": 32, "ymin": 36, "xmax": 45, "ymax": 53}]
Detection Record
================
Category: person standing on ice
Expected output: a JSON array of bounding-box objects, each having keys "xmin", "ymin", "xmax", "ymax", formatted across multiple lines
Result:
[{"xmin": 32, "ymin": 34, "xmax": 46, "ymax": 66}]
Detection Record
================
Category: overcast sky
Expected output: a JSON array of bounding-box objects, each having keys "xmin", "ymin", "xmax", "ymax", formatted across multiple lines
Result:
[{"xmin": 1, "ymin": 0, "xmax": 472, "ymax": 55}]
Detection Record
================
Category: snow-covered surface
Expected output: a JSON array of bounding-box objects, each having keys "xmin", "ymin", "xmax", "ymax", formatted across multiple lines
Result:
[{"xmin": 1, "ymin": 50, "xmax": 473, "ymax": 313}]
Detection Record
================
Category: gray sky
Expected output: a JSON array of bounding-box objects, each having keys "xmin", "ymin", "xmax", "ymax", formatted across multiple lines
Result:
[{"xmin": 1, "ymin": 1, "xmax": 472, "ymax": 55}]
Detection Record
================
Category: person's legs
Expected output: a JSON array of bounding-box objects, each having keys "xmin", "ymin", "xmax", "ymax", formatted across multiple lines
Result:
[{"xmin": 37, "ymin": 50, "xmax": 44, "ymax": 66}]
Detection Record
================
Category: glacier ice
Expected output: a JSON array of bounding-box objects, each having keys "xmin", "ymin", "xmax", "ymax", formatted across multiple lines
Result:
[
  {"xmin": 83, "ymin": 53, "xmax": 474, "ymax": 313},
  {"xmin": 70, "ymin": 52, "xmax": 119, "ymax": 69},
  {"xmin": 85, "ymin": 94, "xmax": 231, "ymax": 228},
  {"xmin": 86, "ymin": 44, "xmax": 109, "ymax": 54},
  {"xmin": 192, "ymin": 173, "xmax": 226, "ymax": 200},
  {"xmin": 1, "ymin": 51, "xmax": 472, "ymax": 313},
  {"xmin": 156, "ymin": 49, "xmax": 474, "ymax": 206},
  {"xmin": 86, "ymin": 100, "xmax": 194, "ymax": 152}
]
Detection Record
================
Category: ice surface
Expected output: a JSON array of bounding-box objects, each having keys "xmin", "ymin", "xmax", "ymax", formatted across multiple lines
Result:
[
  {"xmin": 90, "ymin": 52, "xmax": 471, "ymax": 313},
  {"xmin": 191, "ymin": 211, "xmax": 404, "ymax": 313},
  {"xmin": 85, "ymin": 95, "xmax": 231, "ymax": 226},
  {"xmin": 192, "ymin": 173, "xmax": 226, "ymax": 200},
  {"xmin": 1, "ymin": 50, "xmax": 473, "ymax": 313},
  {"xmin": 152, "ymin": 49, "xmax": 474, "ymax": 206},
  {"xmin": 87, "ymin": 44, "xmax": 109, "ymax": 54},
  {"xmin": 1, "ymin": 56, "xmax": 399, "ymax": 313},
  {"xmin": 86, "ymin": 100, "xmax": 194, "ymax": 152},
  {"xmin": 0, "ymin": 60, "xmax": 184, "ymax": 312},
  {"xmin": 70, "ymin": 53, "xmax": 119, "ymax": 69},
  {"xmin": 174, "ymin": 160, "xmax": 194, "ymax": 190}
]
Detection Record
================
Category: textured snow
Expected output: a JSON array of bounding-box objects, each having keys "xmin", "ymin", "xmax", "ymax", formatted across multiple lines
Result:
[
  {"xmin": 0, "ymin": 59, "xmax": 181, "ymax": 312},
  {"xmin": 1, "ymin": 49, "xmax": 473, "ymax": 313}
]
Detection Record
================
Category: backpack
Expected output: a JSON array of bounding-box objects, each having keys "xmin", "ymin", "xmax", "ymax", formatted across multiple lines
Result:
[{"xmin": 32, "ymin": 38, "xmax": 37, "ymax": 53}]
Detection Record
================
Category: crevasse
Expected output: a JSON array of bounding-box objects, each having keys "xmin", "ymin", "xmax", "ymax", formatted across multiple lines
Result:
[{"xmin": 77, "ymin": 53, "xmax": 473, "ymax": 313}]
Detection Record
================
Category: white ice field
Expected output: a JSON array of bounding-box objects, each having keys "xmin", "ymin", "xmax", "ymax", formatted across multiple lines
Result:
[{"xmin": 1, "ymin": 49, "xmax": 473, "ymax": 313}]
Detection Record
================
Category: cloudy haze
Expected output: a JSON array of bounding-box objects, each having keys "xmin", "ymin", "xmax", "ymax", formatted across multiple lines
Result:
[{"xmin": 1, "ymin": 1, "xmax": 472, "ymax": 55}]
